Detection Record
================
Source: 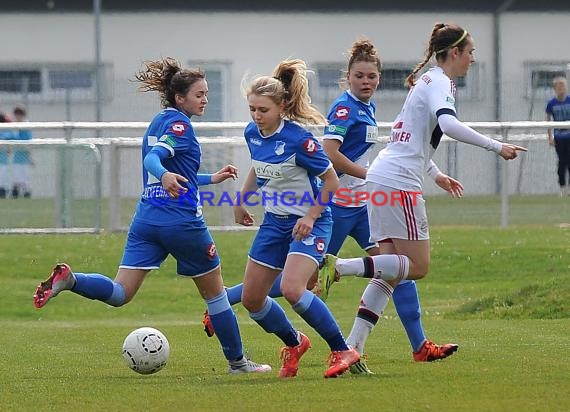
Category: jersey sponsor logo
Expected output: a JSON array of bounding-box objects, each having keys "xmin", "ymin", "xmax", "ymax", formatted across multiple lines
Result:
[
  {"xmin": 206, "ymin": 242, "xmax": 217, "ymax": 260},
  {"xmin": 358, "ymin": 110, "xmax": 367, "ymax": 116},
  {"xmin": 249, "ymin": 138, "xmax": 262, "ymax": 146},
  {"xmin": 325, "ymin": 124, "xmax": 347, "ymax": 135},
  {"xmin": 170, "ymin": 122, "xmax": 187, "ymax": 137},
  {"xmin": 303, "ymin": 138, "xmax": 318, "ymax": 155},
  {"xmin": 335, "ymin": 106, "xmax": 350, "ymax": 120},
  {"xmin": 446, "ymin": 96, "xmax": 455, "ymax": 104},
  {"xmin": 274, "ymin": 140, "xmax": 286, "ymax": 155},
  {"xmin": 252, "ymin": 159, "xmax": 283, "ymax": 179},
  {"xmin": 391, "ymin": 121, "xmax": 411, "ymax": 142},
  {"xmin": 391, "ymin": 130, "xmax": 411, "ymax": 143}
]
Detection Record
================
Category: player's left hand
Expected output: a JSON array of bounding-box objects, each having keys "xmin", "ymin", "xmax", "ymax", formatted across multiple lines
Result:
[
  {"xmin": 292, "ymin": 216, "xmax": 315, "ymax": 241},
  {"xmin": 161, "ymin": 172, "xmax": 188, "ymax": 198},
  {"xmin": 211, "ymin": 164, "xmax": 238, "ymax": 184},
  {"xmin": 435, "ymin": 173, "xmax": 464, "ymax": 198}
]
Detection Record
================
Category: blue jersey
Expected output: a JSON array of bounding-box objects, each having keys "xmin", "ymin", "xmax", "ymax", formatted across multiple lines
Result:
[
  {"xmin": 13, "ymin": 128, "xmax": 32, "ymax": 165},
  {"xmin": 323, "ymin": 90, "xmax": 379, "ymax": 207},
  {"xmin": 244, "ymin": 119, "xmax": 333, "ymax": 217},
  {"xmin": 135, "ymin": 107, "xmax": 203, "ymax": 226},
  {"xmin": 0, "ymin": 129, "xmax": 16, "ymax": 165},
  {"xmin": 546, "ymin": 96, "xmax": 570, "ymax": 139}
]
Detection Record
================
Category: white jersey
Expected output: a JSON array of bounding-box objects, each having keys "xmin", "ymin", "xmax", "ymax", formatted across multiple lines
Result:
[{"xmin": 367, "ymin": 67, "xmax": 456, "ymax": 191}]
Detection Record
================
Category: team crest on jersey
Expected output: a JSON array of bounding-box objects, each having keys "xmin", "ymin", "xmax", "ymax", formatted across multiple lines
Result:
[
  {"xmin": 274, "ymin": 141, "xmax": 286, "ymax": 155},
  {"xmin": 335, "ymin": 106, "xmax": 350, "ymax": 120},
  {"xmin": 170, "ymin": 122, "xmax": 187, "ymax": 137},
  {"xmin": 206, "ymin": 242, "xmax": 217, "ymax": 260},
  {"xmin": 303, "ymin": 138, "xmax": 318, "ymax": 155},
  {"xmin": 301, "ymin": 235, "xmax": 316, "ymax": 246}
]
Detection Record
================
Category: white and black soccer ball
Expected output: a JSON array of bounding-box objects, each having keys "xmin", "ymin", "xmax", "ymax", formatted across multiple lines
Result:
[{"xmin": 122, "ymin": 327, "xmax": 170, "ymax": 375}]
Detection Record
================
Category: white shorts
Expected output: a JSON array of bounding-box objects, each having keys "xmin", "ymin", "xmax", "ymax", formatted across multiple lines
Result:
[
  {"xmin": 366, "ymin": 182, "xmax": 429, "ymax": 242},
  {"xmin": 12, "ymin": 164, "xmax": 31, "ymax": 185}
]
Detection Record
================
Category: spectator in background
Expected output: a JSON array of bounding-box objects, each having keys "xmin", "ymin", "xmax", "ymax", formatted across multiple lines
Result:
[
  {"xmin": 546, "ymin": 76, "xmax": 570, "ymax": 197},
  {"xmin": 0, "ymin": 112, "xmax": 16, "ymax": 198},
  {"xmin": 12, "ymin": 105, "xmax": 33, "ymax": 198}
]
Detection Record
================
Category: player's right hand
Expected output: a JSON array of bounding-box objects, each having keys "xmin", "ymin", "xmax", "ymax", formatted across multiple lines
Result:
[{"xmin": 499, "ymin": 143, "xmax": 527, "ymax": 160}]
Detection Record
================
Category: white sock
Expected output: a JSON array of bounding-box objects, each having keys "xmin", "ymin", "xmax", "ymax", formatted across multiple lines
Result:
[
  {"xmin": 346, "ymin": 278, "xmax": 394, "ymax": 355},
  {"xmin": 336, "ymin": 257, "xmax": 365, "ymax": 277},
  {"xmin": 337, "ymin": 255, "xmax": 410, "ymax": 282}
]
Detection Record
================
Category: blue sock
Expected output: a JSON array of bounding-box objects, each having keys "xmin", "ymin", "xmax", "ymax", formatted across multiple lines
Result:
[
  {"xmin": 207, "ymin": 290, "xmax": 243, "ymax": 361},
  {"xmin": 268, "ymin": 273, "xmax": 283, "ymax": 298},
  {"xmin": 249, "ymin": 297, "xmax": 299, "ymax": 347},
  {"xmin": 226, "ymin": 273, "xmax": 283, "ymax": 306},
  {"xmin": 225, "ymin": 283, "xmax": 243, "ymax": 305},
  {"xmin": 72, "ymin": 273, "xmax": 125, "ymax": 307},
  {"xmin": 393, "ymin": 280, "xmax": 425, "ymax": 352},
  {"xmin": 292, "ymin": 290, "xmax": 348, "ymax": 351}
]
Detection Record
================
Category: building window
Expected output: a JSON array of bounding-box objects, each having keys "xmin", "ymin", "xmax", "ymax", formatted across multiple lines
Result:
[
  {"xmin": 379, "ymin": 66, "xmax": 413, "ymax": 91},
  {"xmin": 187, "ymin": 60, "xmax": 231, "ymax": 122},
  {"xmin": 0, "ymin": 63, "xmax": 112, "ymax": 102},
  {"xmin": 310, "ymin": 62, "xmax": 344, "ymax": 112},
  {"xmin": 0, "ymin": 70, "xmax": 42, "ymax": 93},
  {"xmin": 525, "ymin": 61, "xmax": 569, "ymax": 99},
  {"xmin": 49, "ymin": 70, "xmax": 93, "ymax": 90},
  {"xmin": 312, "ymin": 61, "xmax": 483, "ymax": 108}
]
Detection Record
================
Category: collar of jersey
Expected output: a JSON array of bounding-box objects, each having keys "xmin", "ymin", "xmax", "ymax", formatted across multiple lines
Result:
[
  {"xmin": 347, "ymin": 90, "xmax": 371, "ymax": 106},
  {"xmin": 259, "ymin": 119, "xmax": 285, "ymax": 138},
  {"xmin": 165, "ymin": 107, "xmax": 191, "ymax": 122}
]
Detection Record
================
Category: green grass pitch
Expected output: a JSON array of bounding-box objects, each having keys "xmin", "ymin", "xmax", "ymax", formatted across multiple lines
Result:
[{"xmin": 1, "ymin": 225, "xmax": 569, "ymax": 411}]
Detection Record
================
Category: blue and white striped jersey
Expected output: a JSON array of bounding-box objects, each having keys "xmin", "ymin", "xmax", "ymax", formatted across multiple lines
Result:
[{"xmin": 244, "ymin": 119, "xmax": 333, "ymax": 217}]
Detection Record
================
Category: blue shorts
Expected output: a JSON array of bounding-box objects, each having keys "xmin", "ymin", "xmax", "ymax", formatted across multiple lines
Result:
[
  {"xmin": 248, "ymin": 212, "xmax": 332, "ymax": 270},
  {"xmin": 120, "ymin": 219, "xmax": 220, "ymax": 277},
  {"xmin": 328, "ymin": 204, "xmax": 375, "ymax": 255}
]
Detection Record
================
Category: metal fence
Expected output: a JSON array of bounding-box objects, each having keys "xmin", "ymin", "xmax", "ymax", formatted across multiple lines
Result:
[{"xmin": 0, "ymin": 121, "xmax": 568, "ymax": 233}]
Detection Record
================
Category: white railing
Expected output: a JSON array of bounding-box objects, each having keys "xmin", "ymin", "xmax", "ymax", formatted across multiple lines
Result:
[{"xmin": 0, "ymin": 120, "xmax": 569, "ymax": 233}]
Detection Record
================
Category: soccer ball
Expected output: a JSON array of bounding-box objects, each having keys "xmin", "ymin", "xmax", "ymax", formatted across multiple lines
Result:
[{"xmin": 122, "ymin": 327, "xmax": 170, "ymax": 375}]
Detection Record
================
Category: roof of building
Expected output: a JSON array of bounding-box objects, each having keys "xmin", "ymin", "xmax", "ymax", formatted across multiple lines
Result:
[{"xmin": 4, "ymin": 0, "xmax": 570, "ymax": 13}]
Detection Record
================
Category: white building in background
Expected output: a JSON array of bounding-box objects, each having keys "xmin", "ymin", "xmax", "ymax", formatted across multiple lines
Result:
[
  {"xmin": 0, "ymin": 1, "xmax": 568, "ymax": 209},
  {"xmin": 0, "ymin": 2, "xmax": 569, "ymax": 125}
]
